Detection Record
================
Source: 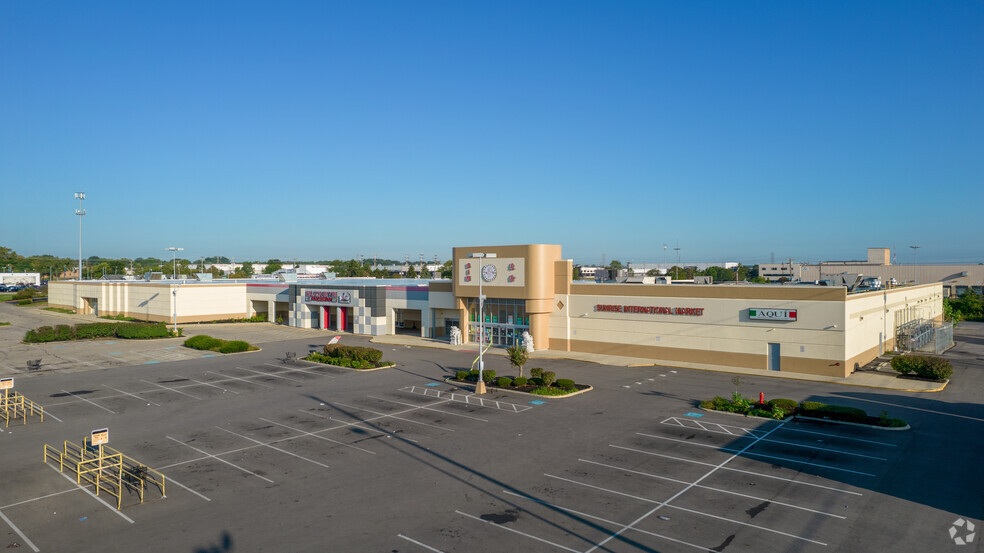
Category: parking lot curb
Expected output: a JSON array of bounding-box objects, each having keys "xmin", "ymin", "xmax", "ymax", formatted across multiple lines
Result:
[{"xmin": 792, "ymin": 415, "xmax": 911, "ymax": 431}]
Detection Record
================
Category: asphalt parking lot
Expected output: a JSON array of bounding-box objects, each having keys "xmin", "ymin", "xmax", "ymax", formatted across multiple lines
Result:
[{"xmin": 1, "ymin": 305, "xmax": 982, "ymax": 552}]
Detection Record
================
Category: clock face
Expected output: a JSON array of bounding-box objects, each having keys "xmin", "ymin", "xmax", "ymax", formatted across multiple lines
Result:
[{"xmin": 481, "ymin": 264, "xmax": 497, "ymax": 282}]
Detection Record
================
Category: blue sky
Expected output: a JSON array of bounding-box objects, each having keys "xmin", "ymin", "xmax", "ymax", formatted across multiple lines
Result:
[{"xmin": 2, "ymin": 1, "xmax": 981, "ymax": 266}]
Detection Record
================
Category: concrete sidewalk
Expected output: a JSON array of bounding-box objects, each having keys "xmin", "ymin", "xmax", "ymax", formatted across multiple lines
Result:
[{"xmin": 370, "ymin": 334, "xmax": 947, "ymax": 392}]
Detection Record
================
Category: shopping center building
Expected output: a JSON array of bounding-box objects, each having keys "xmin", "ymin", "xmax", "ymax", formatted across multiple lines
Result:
[{"xmin": 48, "ymin": 244, "xmax": 945, "ymax": 378}]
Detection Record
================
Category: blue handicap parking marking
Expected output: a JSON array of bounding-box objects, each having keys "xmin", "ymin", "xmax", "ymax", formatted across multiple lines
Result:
[
  {"xmin": 53, "ymin": 346, "xmax": 66, "ymax": 349},
  {"xmin": 105, "ymin": 341, "xmax": 117, "ymax": 344},
  {"xmin": 685, "ymin": 412, "xmax": 704, "ymax": 418},
  {"xmin": 144, "ymin": 361, "xmax": 160, "ymax": 364},
  {"xmin": 529, "ymin": 400, "xmax": 547, "ymax": 405},
  {"xmin": 201, "ymin": 354, "xmax": 215, "ymax": 358},
  {"xmin": 426, "ymin": 383, "xmax": 440, "ymax": 387},
  {"xmin": 108, "ymin": 352, "xmax": 122, "ymax": 355},
  {"xmin": 163, "ymin": 346, "xmax": 177, "ymax": 350}
]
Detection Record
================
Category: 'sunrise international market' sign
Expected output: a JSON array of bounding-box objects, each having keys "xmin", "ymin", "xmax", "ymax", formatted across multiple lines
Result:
[{"xmin": 594, "ymin": 305, "xmax": 704, "ymax": 316}]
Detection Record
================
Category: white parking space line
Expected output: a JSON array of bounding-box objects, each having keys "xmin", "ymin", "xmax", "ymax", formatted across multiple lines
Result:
[
  {"xmin": 158, "ymin": 472, "xmax": 211, "ymax": 502},
  {"xmin": 576, "ymin": 459, "xmax": 846, "ymax": 519},
  {"xmin": 0, "ymin": 510, "xmax": 40, "ymax": 552},
  {"xmin": 1, "ymin": 488, "xmax": 79, "ymax": 510},
  {"xmin": 140, "ymin": 379, "xmax": 202, "ymax": 400},
  {"xmin": 455, "ymin": 510, "xmax": 582, "ymax": 553},
  {"xmin": 60, "ymin": 389, "xmax": 116, "ymax": 414},
  {"xmin": 845, "ymin": 396, "xmax": 984, "ymax": 423},
  {"xmin": 587, "ymin": 421, "xmax": 796, "ymax": 553},
  {"xmin": 758, "ymin": 437, "xmax": 888, "ymax": 460},
  {"xmin": 610, "ymin": 444, "xmax": 862, "ymax": 495},
  {"xmin": 105, "ymin": 385, "xmax": 162, "ymax": 406},
  {"xmin": 258, "ymin": 417, "xmax": 376, "ymax": 455},
  {"xmin": 502, "ymin": 490, "xmax": 717, "ymax": 553},
  {"xmin": 40, "ymin": 408, "xmax": 63, "ymax": 423},
  {"xmin": 397, "ymin": 534, "xmax": 448, "ymax": 553},
  {"xmin": 370, "ymin": 395, "xmax": 490, "ymax": 422},
  {"xmin": 166, "ymin": 435, "xmax": 275, "ymax": 483},
  {"xmin": 234, "ymin": 366, "xmax": 305, "ymax": 384},
  {"xmin": 335, "ymin": 401, "xmax": 455, "ymax": 432},
  {"xmin": 216, "ymin": 426, "xmax": 333, "ymax": 469},
  {"xmin": 183, "ymin": 376, "xmax": 240, "ymax": 395},
  {"xmin": 47, "ymin": 465, "xmax": 135, "ymax": 523},
  {"xmin": 778, "ymin": 426, "xmax": 898, "ymax": 446},
  {"xmin": 661, "ymin": 416, "xmax": 767, "ymax": 438},
  {"xmin": 638, "ymin": 433, "xmax": 879, "ymax": 476},
  {"xmin": 400, "ymin": 386, "xmax": 532, "ymax": 413},
  {"xmin": 206, "ymin": 370, "xmax": 274, "ymax": 389},
  {"xmin": 262, "ymin": 362, "xmax": 334, "ymax": 378},
  {"xmin": 326, "ymin": 418, "xmax": 421, "ymax": 443}
]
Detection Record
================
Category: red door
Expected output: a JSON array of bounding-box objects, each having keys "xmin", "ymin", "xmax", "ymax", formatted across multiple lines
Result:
[
  {"xmin": 339, "ymin": 307, "xmax": 348, "ymax": 331},
  {"xmin": 322, "ymin": 306, "xmax": 331, "ymax": 329}
]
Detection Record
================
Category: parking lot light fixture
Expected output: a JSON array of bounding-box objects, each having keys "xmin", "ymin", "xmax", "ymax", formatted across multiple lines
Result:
[
  {"xmin": 75, "ymin": 192, "xmax": 85, "ymax": 280},
  {"xmin": 167, "ymin": 247, "xmax": 184, "ymax": 280},
  {"xmin": 467, "ymin": 252, "xmax": 496, "ymax": 394}
]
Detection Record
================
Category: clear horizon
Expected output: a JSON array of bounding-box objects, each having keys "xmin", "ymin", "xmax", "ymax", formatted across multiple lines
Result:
[{"xmin": 2, "ymin": 2, "xmax": 981, "ymax": 266}]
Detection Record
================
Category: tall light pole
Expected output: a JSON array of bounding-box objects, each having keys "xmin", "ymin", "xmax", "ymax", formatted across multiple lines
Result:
[
  {"xmin": 467, "ymin": 252, "xmax": 496, "ymax": 394},
  {"xmin": 166, "ymin": 247, "xmax": 184, "ymax": 279},
  {"xmin": 172, "ymin": 283, "xmax": 182, "ymax": 335},
  {"xmin": 75, "ymin": 192, "xmax": 85, "ymax": 280},
  {"xmin": 910, "ymin": 245, "xmax": 920, "ymax": 284},
  {"xmin": 662, "ymin": 244, "xmax": 667, "ymax": 275},
  {"xmin": 673, "ymin": 246, "xmax": 680, "ymax": 279}
]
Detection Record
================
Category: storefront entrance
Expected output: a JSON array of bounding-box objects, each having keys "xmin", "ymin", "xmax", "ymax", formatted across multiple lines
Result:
[
  {"xmin": 468, "ymin": 323, "xmax": 525, "ymax": 347},
  {"xmin": 320, "ymin": 306, "xmax": 350, "ymax": 331}
]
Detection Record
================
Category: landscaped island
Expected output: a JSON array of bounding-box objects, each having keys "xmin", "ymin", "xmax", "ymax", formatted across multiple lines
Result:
[
  {"xmin": 700, "ymin": 393, "xmax": 907, "ymax": 428},
  {"xmin": 452, "ymin": 367, "xmax": 588, "ymax": 397},
  {"xmin": 183, "ymin": 335, "xmax": 258, "ymax": 354},
  {"xmin": 305, "ymin": 344, "xmax": 394, "ymax": 370}
]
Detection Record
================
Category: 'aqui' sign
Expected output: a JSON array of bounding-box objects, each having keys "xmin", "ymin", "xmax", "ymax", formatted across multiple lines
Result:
[{"xmin": 749, "ymin": 308, "xmax": 797, "ymax": 321}]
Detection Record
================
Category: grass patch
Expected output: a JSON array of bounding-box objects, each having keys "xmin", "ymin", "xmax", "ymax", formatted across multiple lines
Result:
[
  {"xmin": 183, "ymin": 334, "xmax": 258, "ymax": 354},
  {"xmin": 42, "ymin": 307, "xmax": 76, "ymax": 314},
  {"xmin": 0, "ymin": 322, "xmax": 10, "ymax": 326},
  {"xmin": 0, "ymin": 294, "xmax": 14, "ymax": 301},
  {"xmin": 99, "ymin": 314, "xmax": 137, "ymax": 321}
]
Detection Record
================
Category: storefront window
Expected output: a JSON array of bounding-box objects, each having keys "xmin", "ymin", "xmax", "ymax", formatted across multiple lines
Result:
[{"xmin": 465, "ymin": 298, "xmax": 528, "ymax": 347}]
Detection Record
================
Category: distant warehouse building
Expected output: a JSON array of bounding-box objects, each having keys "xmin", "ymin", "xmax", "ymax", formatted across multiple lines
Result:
[{"xmin": 49, "ymin": 244, "xmax": 946, "ymax": 379}]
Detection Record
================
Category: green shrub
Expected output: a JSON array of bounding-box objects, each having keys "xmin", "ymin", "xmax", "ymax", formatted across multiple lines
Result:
[
  {"xmin": 218, "ymin": 340, "xmax": 250, "ymax": 354},
  {"xmin": 767, "ymin": 398, "xmax": 798, "ymax": 415},
  {"xmin": 455, "ymin": 370, "xmax": 469, "ymax": 381},
  {"xmin": 114, "ymin": 322, "xmax": 170, "ymax": 339},
  {"xmin": 481, "ymin": 370, "xmax": 496, "ymax": 383},
  {"xmin": 799, "ymin": 401, "xmax": 827, "ymax": 412},
  {"xmin": 184, "ymin": 335, "xmax": 223, "ymax": 350},
  {"xmin": 496, "ymin": 377, "xmax": 513, "ymax": 387},
  {"xmin": 890, "ymin": 355, "xmax": 919, "ymax": 375},
  {"xmin": 13, "ymin": 288, "xmax": 36, "ymax": 300},
  {"xmin": 323, "ymin": 344, "xmax": 383, "ymax": 364},
  {"xmin": 529, "ymin": 377, "xmax": 543, "ymax": 386},
  {"xmin": 17, "ymin": 298, "xmax": 33, "ymax": 305},
  {"xmin": 555, "ymin": 378, "xmax": 576, "ymax": 390},
  {"xmin": 468, "ymin": 369, "xmax": 480, "ymax": 382},
  {"xmin": 513, "ymin": 376, "xmax": 528, "ymax": 387},
  {"xmin": 748, "ymin": 408, "xmax": 772, "ymax": 418},
  {"xmin": 530, "ymin": 368, "xmax": 544, "ymax": 380},
  {"xmin": 916, "ymin": 356, "xmax": 953, "ymax": 380},
  {"xmin": 541, "ymin": 371, "xmax": 556, "ymax": 387},
  {"xmin": 799, "ymin": 401, "xmax": 868, "ymax": 423}
]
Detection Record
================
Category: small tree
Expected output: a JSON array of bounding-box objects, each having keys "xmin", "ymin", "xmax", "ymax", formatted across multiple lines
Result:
[{"xmin": 507, "ymin": 345, "xmax": 529, "ymax": 378}]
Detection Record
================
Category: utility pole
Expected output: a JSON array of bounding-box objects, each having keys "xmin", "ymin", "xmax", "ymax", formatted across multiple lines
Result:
[{"xmin": 75, "ymin": 192, "xmax": 85, "ymax": 280}]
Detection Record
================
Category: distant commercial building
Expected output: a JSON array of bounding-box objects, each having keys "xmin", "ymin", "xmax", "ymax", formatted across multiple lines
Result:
[
  {"xmin": 0, "ymin": 272, "xmax": 41, "ymax": 286},
  {"xmin": 801, "ymin": 247, "xmax": 984, "ymax": 296},
  {"xmin": 49, "ymin": 244, "xmax": 946, "ymax": 379}
]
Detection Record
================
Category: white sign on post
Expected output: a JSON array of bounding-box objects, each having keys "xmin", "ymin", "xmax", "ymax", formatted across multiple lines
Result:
[
  {"xmin": 0, "ymin": 378, "xmax": 12, "ymax": 390},
  {"xmin": 91, "ymin": 428, "xmax": 109, "ymax": 446}
]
